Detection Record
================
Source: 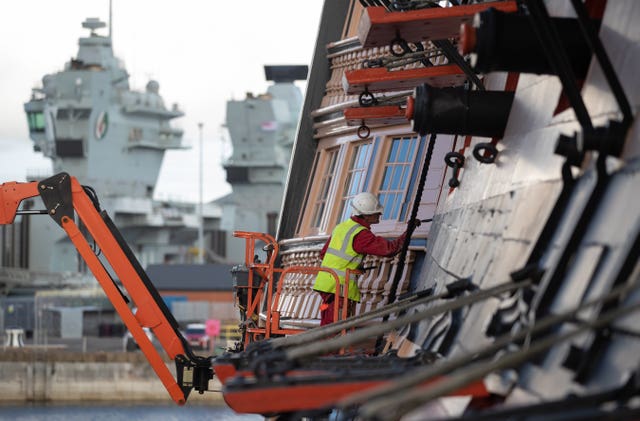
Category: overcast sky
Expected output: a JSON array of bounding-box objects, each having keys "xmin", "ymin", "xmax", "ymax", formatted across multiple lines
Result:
[{"xmin": 0, "ymin": 0, "xmax": 323, "ymax": 202}]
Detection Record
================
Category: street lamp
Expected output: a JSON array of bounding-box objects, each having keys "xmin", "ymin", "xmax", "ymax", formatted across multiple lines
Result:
[{"xmin": 197, "ymin": 122, "xmax": 204, "ymax": 264}]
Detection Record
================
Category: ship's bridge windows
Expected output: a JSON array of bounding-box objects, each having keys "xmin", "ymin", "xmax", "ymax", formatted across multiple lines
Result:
[
  {"xmin": 226, "ymin": 167, "xmax": 250, "ymax": 183},
  {"xmin": 26, "ymin": 112, "xmax": 45, "ymax": 133},
  {"xmin": 56, "ymin": 108, "xmax": 91, "ymax": 120},
  {"xmin": 55, "ymin": 138, "xmax": 84, "ymax": 157},
  {"xmin": 129, "ymin": 127, "xmax": 143, "ymax": 142}
]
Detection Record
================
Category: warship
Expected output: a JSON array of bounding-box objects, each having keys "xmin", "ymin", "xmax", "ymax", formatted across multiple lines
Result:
[
  {"xmin": 13, "ymin": 16, "xmax": 306, "ymax": 277},
  {"xmin": 1, "ymin": 15, "xmax": 305, "ymax": 338},
  {"xmin": 1, "ymin": 0, "xmax": 639, "ymax": 420},
  {"xmin": 21, "ymin": 16, "xmax": 196, "ymax": 273}
]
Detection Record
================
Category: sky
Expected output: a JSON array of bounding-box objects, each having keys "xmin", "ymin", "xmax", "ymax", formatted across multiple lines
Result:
[{"xmin": 0, "ymin": 0, "xmax": 324, "ymax": 203}]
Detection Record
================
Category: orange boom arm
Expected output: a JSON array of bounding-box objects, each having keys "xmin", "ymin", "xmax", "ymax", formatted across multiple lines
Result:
[{"xmin": 0, "ymin": 173, "xmax": 212, "ymax": 405}]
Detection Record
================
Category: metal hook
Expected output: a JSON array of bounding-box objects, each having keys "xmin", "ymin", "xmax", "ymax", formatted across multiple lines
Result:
[
  {"xmin": 357, "ymin": 121, "xmax": 371, "ymax": 139},
  {"xmin": 359, "ymin": 89, "xmax": 378, "ymax": 107},
  {"xmin": 390, "ymin": 36, "xmax": 412, "ymax": 57},
  {"xmin": 473, "ymin": 142, "xmax": 499, "ymax": 164},
  {"xmin": 444, "ymin": 152, "xmax": 465, "ymax": 188}
]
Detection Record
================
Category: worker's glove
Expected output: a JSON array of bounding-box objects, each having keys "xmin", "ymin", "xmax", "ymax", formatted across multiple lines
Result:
[{"xmin": 409, "ymin": 218, "xmax": 422, "ymax": 229}]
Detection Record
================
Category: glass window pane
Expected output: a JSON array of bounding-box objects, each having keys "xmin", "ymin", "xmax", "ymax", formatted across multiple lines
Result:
[
  {"xmin": 310, "ymin": 148, "xmax": 339, "ymax": 228},
  {"xmin": 391, "ymin": 166, "xmax": 403, "ymax": 189},
  {"xmin": 381, "ymin": 167, "xmax": 391, "ymax": 190},
  {"xmin": 398, "ymin": 138, "xmax": 409, "ymax": 160},
  {"xmin": 391, "ymin": 194, "xmax": 402, "ymax": 217},
  {"xmin": 352, "ymin": 172, "xmax": 362, "ymax": 194},
  {"xmin": 340, "ymin": 140, "xmax": 373, "ymax": 221},
  {"xmin": 341, "ymin": 198, "xmax": 353, "ymax": 220},
  {"xmin": 388, "ymin": 140, "xmax": 399, "ymax": 162},
  {"xmin": 377, "ymin": 135, "xmax": 420, "ymax": 220},
  {"xmin": 35, "ymin": 113, "xmax": 45, "ymax": 130},
  {"xmin": 356, "ymin": 144, "xmax": 369, "ymax": 167},
  {"xmin": 377, "ymin": 193, "xmax": 385, "ymax": 219},
  {"xmin": 407, "ymin": 139, "xmax": 417, "ymax": 160}
]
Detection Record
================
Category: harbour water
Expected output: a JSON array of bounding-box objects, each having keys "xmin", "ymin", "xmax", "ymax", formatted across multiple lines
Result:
[{"xmin": 0, "ymin": 402, "xmax": 262, "ymax": 421}]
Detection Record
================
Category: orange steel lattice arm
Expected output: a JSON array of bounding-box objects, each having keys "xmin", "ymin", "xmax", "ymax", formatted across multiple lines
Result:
[
  {"xmin": 0, "ymin": 173, "xmax": 211, "ymax": 405},
  {"xmin": 233, "ymin": 232, "xmax": 356, "ymax": 349},
  {"xmin": 233, "ymin": 231, "xmax": 280, "ymax": 346}
]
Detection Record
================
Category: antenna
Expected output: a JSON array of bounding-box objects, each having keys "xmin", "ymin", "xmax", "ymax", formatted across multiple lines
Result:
[
  {"xmin": 109, "ymin": 0, "xmax": 113, "ymax": 46},
  {"xmin": 82, "ymin": 18, "xmax": 106, "ymax": 35}
]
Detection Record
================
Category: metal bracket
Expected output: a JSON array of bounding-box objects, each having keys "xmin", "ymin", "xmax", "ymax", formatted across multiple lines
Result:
[{"xmin": 38, "ymin": 172, "xmax": 74, "ymax": 227}]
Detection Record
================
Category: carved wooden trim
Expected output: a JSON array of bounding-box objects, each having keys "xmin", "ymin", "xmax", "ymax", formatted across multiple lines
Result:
[{"xmin": 276, "ymin": 245, "xmax": 416, "ymax": 320}]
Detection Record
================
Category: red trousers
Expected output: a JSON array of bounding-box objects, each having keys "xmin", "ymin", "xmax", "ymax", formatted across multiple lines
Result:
[{"xmin": 318, "ymin": 292, "xmax": 356, "ymax": 326}]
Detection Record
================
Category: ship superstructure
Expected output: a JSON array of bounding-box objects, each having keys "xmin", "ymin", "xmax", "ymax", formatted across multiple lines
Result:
[
  {"xmin": 24, "ymin": 17, "xmax": 183, "ymax": 197},
  {"xmin": 218, "ymin": 65, "xmax": 307, "ymax": 261},
  {"xmin": 4, "ymin": 18, "xmax": 309, "ymax": 280},
  {"xmin": 20, "ymin": 17, "xmax": 210, "ymax": 273}
]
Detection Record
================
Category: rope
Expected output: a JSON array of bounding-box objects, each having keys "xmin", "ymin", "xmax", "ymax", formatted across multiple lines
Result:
[
  {"xmin": 264, "ymin": 288, "xmax": 440, "ymax": 350},
  {"xmin": 373, "ymin": 133, "xmax": 437, "ymax": 353},
  {"xmin": 282, "ymin": 279, "xmax": 530, "ymax": 362},
  {"xmin": 389, "ymin": 133, "xmax": 437, "ymax": 304},
  {"xmin": 339, "ymin": 278, "xmax": 639, "ymax": 409},
  {"xmin": 364, "ymin": 49, "xmax": 445, "ymax": 70},
  {"xmin": 359, "ymin": 299, "xmax": 640, "ymax": 420}
]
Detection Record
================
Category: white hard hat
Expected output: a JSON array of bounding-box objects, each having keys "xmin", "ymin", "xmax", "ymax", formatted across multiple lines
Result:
[{"xmin": 351, "ymin": 192, "xmax": 384, "ymax": 216}]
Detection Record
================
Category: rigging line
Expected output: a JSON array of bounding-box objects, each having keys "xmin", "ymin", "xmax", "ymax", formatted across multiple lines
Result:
[
  {"xmin": 523, "ymin": 0, "xmax": 593, "ymax": 132},
  {"xmin": 432, "ymin": 39, "xmax": 485, "ymax": 91},
  {"xmin": 569, "ymin": 0, "xmax": 633, "ymax": 126},
  {"xmin": 431, "ymin": 380, "xmax": 640, "ymax": 421},
  {"xmin": 257, "ymin": 279, "xmax": 467, "ymax": 352},
  {"xmin": 359, "ymin": 299, "xmax": 640, "ymax": 421},
  {"xmin": 389, "ymin": 133, "xmax": 437, "ymax": 305},
  {"xmin": 368, "ymin": 50, "xmax": 445, "ymax": 69},
  {"xmin": 531, "ymin": 150, "xmax": 611, "ymax": 317},
  {"xmin": 358, "ymin": 90, "xmax": 414, "ymax": 107},
  {"xmin": 338, "ymin": 276, "xmax": 639, "ymax": 409},
  {"xmin": 261, "ymin": 288, "xmax": 439, "ymax": 350},
  {"xmin": 373, "ymin": 132, "xmax": 437, "ymax": 354},
  {"xmin": 390, "ymin": 0, "xmax": 441, "ymax": 12},
  {"xmin": 281, "ymin": 279, "xmax": 530, "ymax": 363},
  {"xmin": 351, "ymin": 208, "xmax": 640, "ymax": 414}
]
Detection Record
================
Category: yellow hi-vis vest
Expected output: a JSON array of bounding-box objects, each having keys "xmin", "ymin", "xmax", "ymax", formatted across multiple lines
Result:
[{"xmin": 313, "ymin": 218, "xmax": 366, "ymax": 302}]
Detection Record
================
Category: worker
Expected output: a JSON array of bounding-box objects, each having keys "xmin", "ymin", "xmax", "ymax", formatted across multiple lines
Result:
[{"xmin": 313, "ymin": 192, "xmax": 420, "ymax": 325}]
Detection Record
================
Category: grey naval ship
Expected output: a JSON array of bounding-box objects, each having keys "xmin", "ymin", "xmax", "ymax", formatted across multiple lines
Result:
[
  {"xmin": 1, "ymin": 16, "xmax": 305, "ymax": 340},
  {"xmin": 21, "ymin": 16, "xmax": 191, "ymax": 273}
]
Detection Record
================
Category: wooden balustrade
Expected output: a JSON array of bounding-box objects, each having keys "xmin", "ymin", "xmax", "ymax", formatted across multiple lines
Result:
[{"xmin": 276, "ymin": 246, "xmax": 417, "ymax": 324}]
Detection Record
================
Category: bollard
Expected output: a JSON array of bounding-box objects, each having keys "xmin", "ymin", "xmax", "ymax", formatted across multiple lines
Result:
[{"xmin": 5, "ymin": 328, "xmax": 25, "ymax": 347}]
